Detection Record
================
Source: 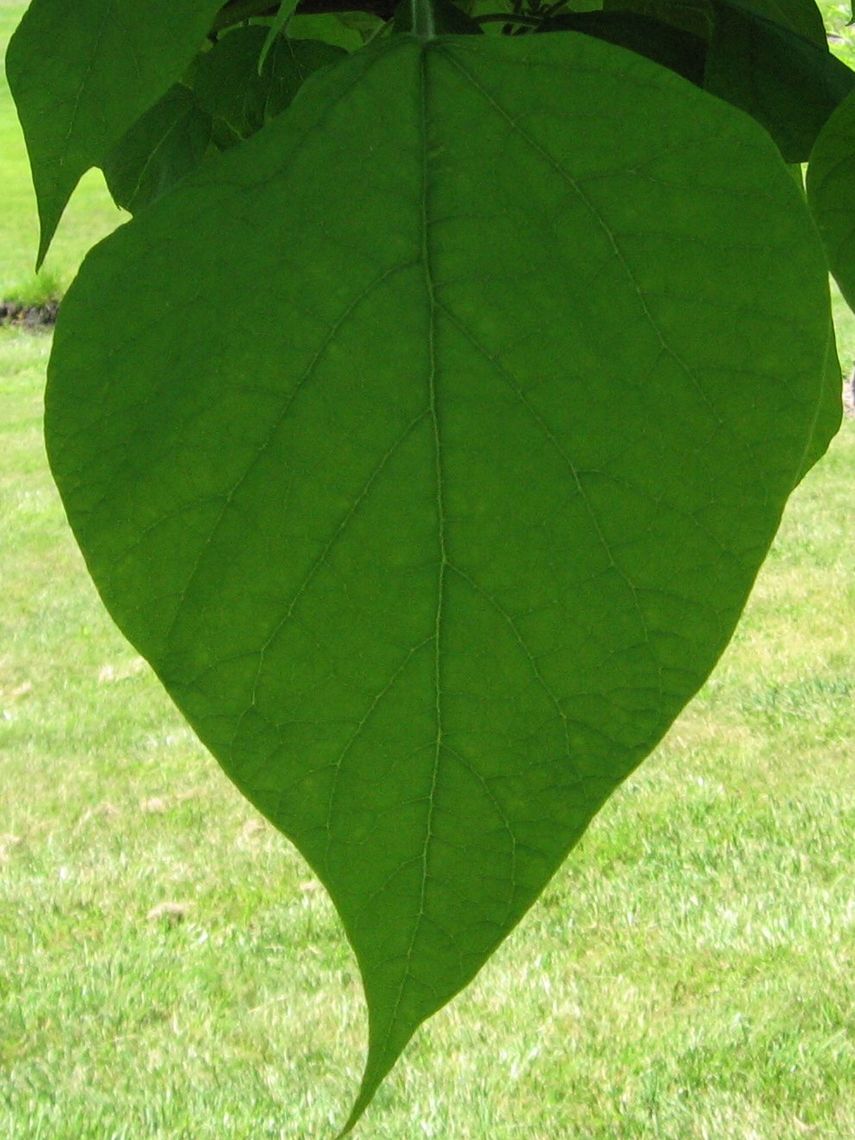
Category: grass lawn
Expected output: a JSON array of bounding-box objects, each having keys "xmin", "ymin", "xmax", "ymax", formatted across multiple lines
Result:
[{"xmin": 1, "ymin": 3, "xmax": 854, "ymax": 1138}]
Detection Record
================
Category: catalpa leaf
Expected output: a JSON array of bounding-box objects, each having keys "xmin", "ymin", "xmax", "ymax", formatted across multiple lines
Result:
[
  {"xmin": 5, "ymin": 0, "xmax": 223, "ymax": 264},
  {"xmin": 103, "ymin": 86, "xmax": 213, "ymax": 215},
  {"xmin": 807, "ymin": 88, "xmax": 855, "ymax": 311},
  {"xmin": 46, "ymin": 32, "xmax": 832, "ymax": 1131}
]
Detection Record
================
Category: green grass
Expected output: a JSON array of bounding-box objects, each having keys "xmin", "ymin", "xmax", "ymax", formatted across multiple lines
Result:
[{"xmin": 1, "ymin": 3, "xmax": 855, "ymax": 1137}]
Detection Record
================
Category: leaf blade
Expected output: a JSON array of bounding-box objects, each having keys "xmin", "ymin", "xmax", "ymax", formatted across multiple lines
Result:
[{"xmin": 46, "ymin": 32, "xmax": 832, "ymax": 1129}]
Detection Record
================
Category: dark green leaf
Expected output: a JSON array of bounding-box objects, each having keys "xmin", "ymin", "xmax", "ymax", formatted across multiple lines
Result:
[
  {"xmin": 602, "ymin": 0, "xmax": 716, "ymax": 41},
  {"xmin": 704, "ymin": 2, "xmax": 855, "ymax": 161},
  {"xmin": 603, "ymin": 0, "xmax": 827, "ymax": 45},
  {"xmin": 5, "ymin": 0, "xmax": 223, "ymax": 265},
  {"xmin": 46, "ymin": 32, "xmax": 832, "ymax": 1131},
  {"xmin": 733, "ymin": 0, "xmax": 827, "ymax": 44},
  {"xmin": 807, "ymin": 87, "xmax": 855, "ymax": 310},
  {"xmin": 102, "ymin": 87, "xmax": 213, "ymax": 215},
  {"xmin": 193, "ymin": 26, "xmax": 346, "ymax": 144},
  {"xmin": 538, "ymin": 12, "xmax": 707, "ymax": 83}
]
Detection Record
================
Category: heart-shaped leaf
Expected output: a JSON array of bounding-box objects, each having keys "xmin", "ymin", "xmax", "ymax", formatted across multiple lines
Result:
[{"xmin": 46, "ymin": 32, "xmax": 832, "ymax": 1130}]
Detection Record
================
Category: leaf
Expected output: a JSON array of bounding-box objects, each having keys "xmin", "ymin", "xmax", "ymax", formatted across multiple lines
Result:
[
  {"xmin": 720, "ymin": 0, "xmax": 827, "ymax": 43},
  {"xmin": 5, "ymin": 0, "xmax": 223, "ymax": 266},
  {"xmin": 102, "ymin": 86, "xmax": 213, "ymax": 215},
  {"xmin": 45, "ymin": 32, "xmax": 832, "ymax": 1130},
  {"xmin": 807, "ymin": 87, "xmax": 855, "ymax": 311},
  {"xmin": 193, "ymin": 26, "xmax": 347, "ymax": 145},
  {"xmin": 603, "ymin": 0, "xmax": 827, "ymax": 45},
  {"xmin": 601, "ymin": 0, "xmax": 716, "ymax": 41},
  {"xmin": 704, "ymin": 1, "xmax": 855, "ymax": 161}
]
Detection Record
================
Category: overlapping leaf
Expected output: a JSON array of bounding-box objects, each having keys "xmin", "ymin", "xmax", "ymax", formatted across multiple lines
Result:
[
  {"xmin": 593, "ymin": 0, "xmax": 853, "ymax": 161},
  {"xmin": 808, "ymin": 88, "xmax": 855, "ymax": 310},
  {"xmin": 46, "ymin": 29, "xmax": 832, "ymax": 1133},
  {"xmin": 103, "ymin": 87, "xmax": 213, "ymax": 215},
  {"xmin": 193, "ymin": 26, "xmax": 346, "ymax": 145},
  {"xmin": 705, "ymin": 1, "xmax": 855, "ymax": 161},
  {"xmin": 5, "ymin": 0, "xmax": 223, "ymax": 262}
]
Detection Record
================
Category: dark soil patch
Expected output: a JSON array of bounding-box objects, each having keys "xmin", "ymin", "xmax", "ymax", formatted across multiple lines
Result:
[{"xmin": 0, "ymin": 298, "xmax": 60, "ymax": 329}]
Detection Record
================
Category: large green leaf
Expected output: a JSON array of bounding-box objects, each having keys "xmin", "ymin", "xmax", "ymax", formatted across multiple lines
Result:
[
  {"xmin": 46, "ymin": 31, "xmax": 832, "ymax": 1131},
  {"xmin": 5, "ymin": 0, "xmax": 223, "ymax": 264},
  {"xmin": 807, "ymin": 87, "xmax": 855, "ymax": 311}
]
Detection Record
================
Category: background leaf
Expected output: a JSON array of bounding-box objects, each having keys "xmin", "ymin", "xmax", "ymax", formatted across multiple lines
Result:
[
  {"xmin": 603, "ymin": 0, "xmax": 827, "ymax": 44},
  {"xmin": 539, "ymin": 12, "xmax": 708, "ymax": 82},
  {"xmin": 193, "ymin": 25, "xmax": 346, "ymax": 145},
  {"xmin": 704, "ymin": 1, "xmax": 855, "ymax": 161},
  {"xmin": 102, "ymin": 86, "xmax": 213, "ymax": 215},
  {"xmin": 726, "ymin": 0, "xmax": 827, "ymax": 42},
  {"xmin": 45, "ymin": 32, "xmax": 832, "ymax": 1131},
  {"xmin": 807, "ymin": 86, "xmax": 855, "ymax": 310},
  {"xmin": 5, "ymin": 0, "xmax": 223, "ymax": 264}
]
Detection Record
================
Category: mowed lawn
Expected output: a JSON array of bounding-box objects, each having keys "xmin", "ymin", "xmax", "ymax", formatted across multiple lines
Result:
[{"xmin": 1, "ymin": 3, "xmax": 854, "ymax": 1138}]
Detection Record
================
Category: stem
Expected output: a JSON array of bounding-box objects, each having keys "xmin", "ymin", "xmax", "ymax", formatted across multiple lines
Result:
[{"xmin": 409, "ymin": 0, "xmax": 436, "ymax": 39}]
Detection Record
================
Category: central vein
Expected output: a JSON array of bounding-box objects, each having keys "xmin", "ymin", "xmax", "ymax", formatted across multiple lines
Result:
[{"xmin": 419, "ymin": 40, "xmax": 444, "ymax": 943}]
